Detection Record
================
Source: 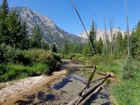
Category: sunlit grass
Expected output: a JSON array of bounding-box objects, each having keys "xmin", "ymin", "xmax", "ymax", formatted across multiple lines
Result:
[{"xmin": 0, "ymin": 63, "xmax": 49, "ymax": 82}]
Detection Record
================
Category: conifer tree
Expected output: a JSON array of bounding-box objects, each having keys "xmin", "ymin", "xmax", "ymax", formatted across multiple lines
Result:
[
  {"xmin": 89, "ymin": 21, "xmax": 96, "ymax": 55},
  {"xmin": 116, "ymin": 31, "xmax": 123, "ymax": 54},
  {"xmin": 30, "ymin": 25, "xmax": 42, "ymax": 48},
  {"xmin": 83, "ymin": 43, "xmax": 90, "ymax": 57},
  {"xmin": 130, "ymin": 30, "xmax": 137, "ymax": 58},
  {"xmin": 18, "ymin": 22, "xmax": 29, "ymax": 49},
  {"xmin": 0, "ymin": 0, "xmax": 9, "ymax": 44},
  {"xmin": 1, "ymin": 0, "xmax": 9, "ymax": 19},
  {"xmin": 96, "ymin": 37, "xmax": 103, "ymax": 54},
  {"xmin": 123, "ymin": 34, "xmax": 127, "ymax": 51},
  {"xmin": 52, "ymin": 44, "xmax": 57, "ymax": 53},
  {"xmin": 63, "ymin": 40, "xmax": 69, "ymax": 54},
  {"xmin": 7, "ymin": 11, "xmax": 28, "ymax": 48},
  {"xmin": 41, "ymin": 40, "xmax": 50, "ymax": 50}
]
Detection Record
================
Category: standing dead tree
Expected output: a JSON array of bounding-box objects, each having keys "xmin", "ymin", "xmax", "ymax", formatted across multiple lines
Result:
[
  {"xmin": 110, "ymin": 18, "xmax": 114, "ymax": 55},
  {"xmin": 104, "ymin": 17, "xmax": 107, "ymax": 54}
]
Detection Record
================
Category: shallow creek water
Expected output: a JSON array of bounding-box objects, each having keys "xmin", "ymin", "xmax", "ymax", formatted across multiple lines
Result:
[{"xmin": 15, "ymin": 68, "xmax": 111, "ymax": 105}]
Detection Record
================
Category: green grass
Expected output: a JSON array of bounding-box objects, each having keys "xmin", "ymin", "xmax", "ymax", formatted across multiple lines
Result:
[
  {"xmin": 97, "ymin": 60, "xmax": 123, "ymax": 78},
  {"xmin": 0, "ymin": 63, "xmax": 50, "ymax": 82},
  {"xmin": 88, "ymin": 56, "xmax": 140, "ymax": 105},
  {"xmin": 110, "ymin": 60, "xmax": 140, "ymax": 105}
]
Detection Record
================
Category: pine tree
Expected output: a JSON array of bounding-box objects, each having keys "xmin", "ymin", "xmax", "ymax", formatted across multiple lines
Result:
[
  {"xmin": 0, "ymin": 19, "xmax": 9, "ymax": 44},
  {"xmin": 123, "ymin": 34, "xmax": 127, "ymax": 51},
  {"xmin": 52, "ymin": 44, "xmax": 57, "ymax": 53},
  {"xmin": 1, "ymin": 0, "xmax": 9, "ymax": 15},
  {"xmin": 116, "ymin": 31, "xmax": 123, "ymax": 54},
  {"xmin": 89, "ymin": 21, "xmax": 96, "ymax": 55},
  {"xmin": 0, "ymin": 0, "xmax": 9, "ymax": 44},
  {"xmin": 1, "ymin": 0, "xmax": 9, "ymax": 19},
  {"xmin": 63, "ymin": 40, "xmax": 69, "ymax": 54},
  {"xmin": 135, "ymin": 21, "xmax": 140, "ymax": 58},
  {"xmin": 106, "ymin": 36, "xmax": 111, "ymax": 54},
  {"xmin": 83, "ymin": 43, "xmax": 90, "ymax": 57},
  {"xmin": 7, "ymin": 11, "xmax": 27, "ymax": 48},
  {"xmin": 41, "ymin": 40, "xmax": 50, "ymax": 50},
  {"xmin": 130, "ymin": 30, "xmax": 137, "ymax": 58},
  {"xmin": 30, "ymin": 25, "xmax": 42, "ymax": 48},
  {"xmin": 0, "ymin": 6, "xmax": 2, "ymax": 19},
  {"xmin": 96, "ymin": 37, "xmax": 103, "ymax": 54},
  {"xmin": 18, "ymin": 22, "xmax": 29, "ymax": 49}
]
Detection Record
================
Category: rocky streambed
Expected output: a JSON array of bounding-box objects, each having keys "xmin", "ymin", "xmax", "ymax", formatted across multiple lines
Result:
[{"xmin": 0, "ymin": 61, "xmax": 112, "ymax": 105}]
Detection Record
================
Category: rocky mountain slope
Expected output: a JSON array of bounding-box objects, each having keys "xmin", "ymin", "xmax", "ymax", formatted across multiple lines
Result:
[
  {"xmin": 11, "ymin": 7, "xmax": 85, "ymax": 46},
  {"xmin": 80, "ymin": 28, "xmax": 126, "ymax": 41}
]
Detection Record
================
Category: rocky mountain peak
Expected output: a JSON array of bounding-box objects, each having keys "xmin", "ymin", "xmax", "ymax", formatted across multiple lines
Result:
[{"xmin": 11, "ymin": 7, "xmax": 85, "ymax": 46}]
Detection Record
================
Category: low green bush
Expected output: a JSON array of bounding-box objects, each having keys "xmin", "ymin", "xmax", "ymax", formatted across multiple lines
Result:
[
  {"xmin": 90, "ymin": 55, "xmax": 103, "ymax": 65},
  {"xmin": 78, "ymin": 56, "xmax": 87, "ymax": 63},
  {"xmin": 0, "ymin": 44, "xmax": 16, "ymax": 63},
  {"xmin": 72, "ymin": 53, "xmax": 83, "ymax": 61},
  {"xmin": 23, "ymin": 49, "xmax": 61, "ymax": 72}
]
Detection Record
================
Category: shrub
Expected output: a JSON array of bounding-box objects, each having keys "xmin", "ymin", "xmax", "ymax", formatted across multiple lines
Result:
[
  {"xmin": 90, "ymin": 55, "xmax": 103, "ymax": 65},
  {"xmin": 23, "ymin": 49, "xmax": 61, "ymax": 72},
  {"xmin": 78, "ymin": 56, "xmax": 87, "ymax": 63},
  {"xmin": 23, "ymin": 49, "xmax": 54, "ymax": 64},
  {"xmin": 123, "ymin": 56, "xmax": 135, "ymax": 80},
  {"xmin": 0, "ymin": 44, "xmax": 16, "ymax": 63},
  {"xmin": 72, "ymin": 53, "xmax": 83, "ymax": 61}
]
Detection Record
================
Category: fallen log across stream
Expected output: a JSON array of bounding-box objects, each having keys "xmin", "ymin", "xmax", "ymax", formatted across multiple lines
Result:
[{"xmin": 68, "ymin": 66, "xmax": 111, "ymax": 105}]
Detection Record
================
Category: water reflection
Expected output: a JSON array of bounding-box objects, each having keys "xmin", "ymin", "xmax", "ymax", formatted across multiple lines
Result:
[{"xmin": 53, "ymin": 74, "xmax": 86, "ymax": 90}]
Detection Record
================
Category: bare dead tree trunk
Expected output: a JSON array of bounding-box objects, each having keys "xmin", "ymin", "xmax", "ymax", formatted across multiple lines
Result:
[
  {"xmin": 110, "ymin": 18, "xmax": 114, "ymax": 55},
  {"xmin": 104, "ymin": 17, "xmax": 107, "ymax": 54},
  {"xmin": 124, "ymin": 0, "xmax": 130, "ymax": 56},
  {"xmin": 70, "ymin": 0, "xmax": 94, "ymax": 52}
]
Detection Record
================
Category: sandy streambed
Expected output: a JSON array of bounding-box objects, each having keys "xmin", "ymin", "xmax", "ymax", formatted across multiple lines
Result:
[{"xmin": 0, "ymin": 70, "xmax": 67, "ymax": 105}]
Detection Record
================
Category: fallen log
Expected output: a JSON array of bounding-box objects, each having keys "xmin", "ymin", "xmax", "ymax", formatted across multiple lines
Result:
[
  {"xmin": 78, "ymin": 66, "xmax": 97, "ymax": 96},
  {"xmin": 67, "ymin": 96, "xmax": 80, "ymax": 105},
  {"xmin": 68, "ymin": 66, "xmax": 97, "ymax": 105},
  {"xmin": 68, "ymin": 74, "xmax": 111, "ymax": 105},
  {"xmin": 78, "ymin": 87, "xmax": 102, "ymax": 105},
  {"xmin": 97, "ymin": 72, "xmax": 117, "ymax": 78},
  {"xmin": 75, "ymin": 75, "xmax": 111, "ymax": 105},
  {"xmin": 93, "ymin": 73, "xmax": 114, "ymax": 83}
]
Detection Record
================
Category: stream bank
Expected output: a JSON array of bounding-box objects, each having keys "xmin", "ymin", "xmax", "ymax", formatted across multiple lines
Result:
[{"xmin": 0, "ymin": 60, "xmax": 113, "ymax": 105}]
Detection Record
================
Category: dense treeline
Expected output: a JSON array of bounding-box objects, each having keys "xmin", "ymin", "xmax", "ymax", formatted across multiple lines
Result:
[
  {"xmin": 0, "ymin": 0, "xmax": 51, "ymax": 50},
  {"xmin": 0, "ymin": 0, "xmax": 61, "ymax": 82}
]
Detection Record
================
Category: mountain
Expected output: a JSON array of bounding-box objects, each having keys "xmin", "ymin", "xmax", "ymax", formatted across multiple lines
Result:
[
  {"xmin": 11, "ymin": 7, "xmax": 85, "ymax": 47},
  {"xmin": 79, "ymin": 28, "xmax": 126, "ymax": 41}
]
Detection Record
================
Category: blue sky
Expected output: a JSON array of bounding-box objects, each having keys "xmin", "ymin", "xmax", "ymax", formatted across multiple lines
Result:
[{"xmin": 1, "ymin": 0, "xmax": 140, "ymax": 35}]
